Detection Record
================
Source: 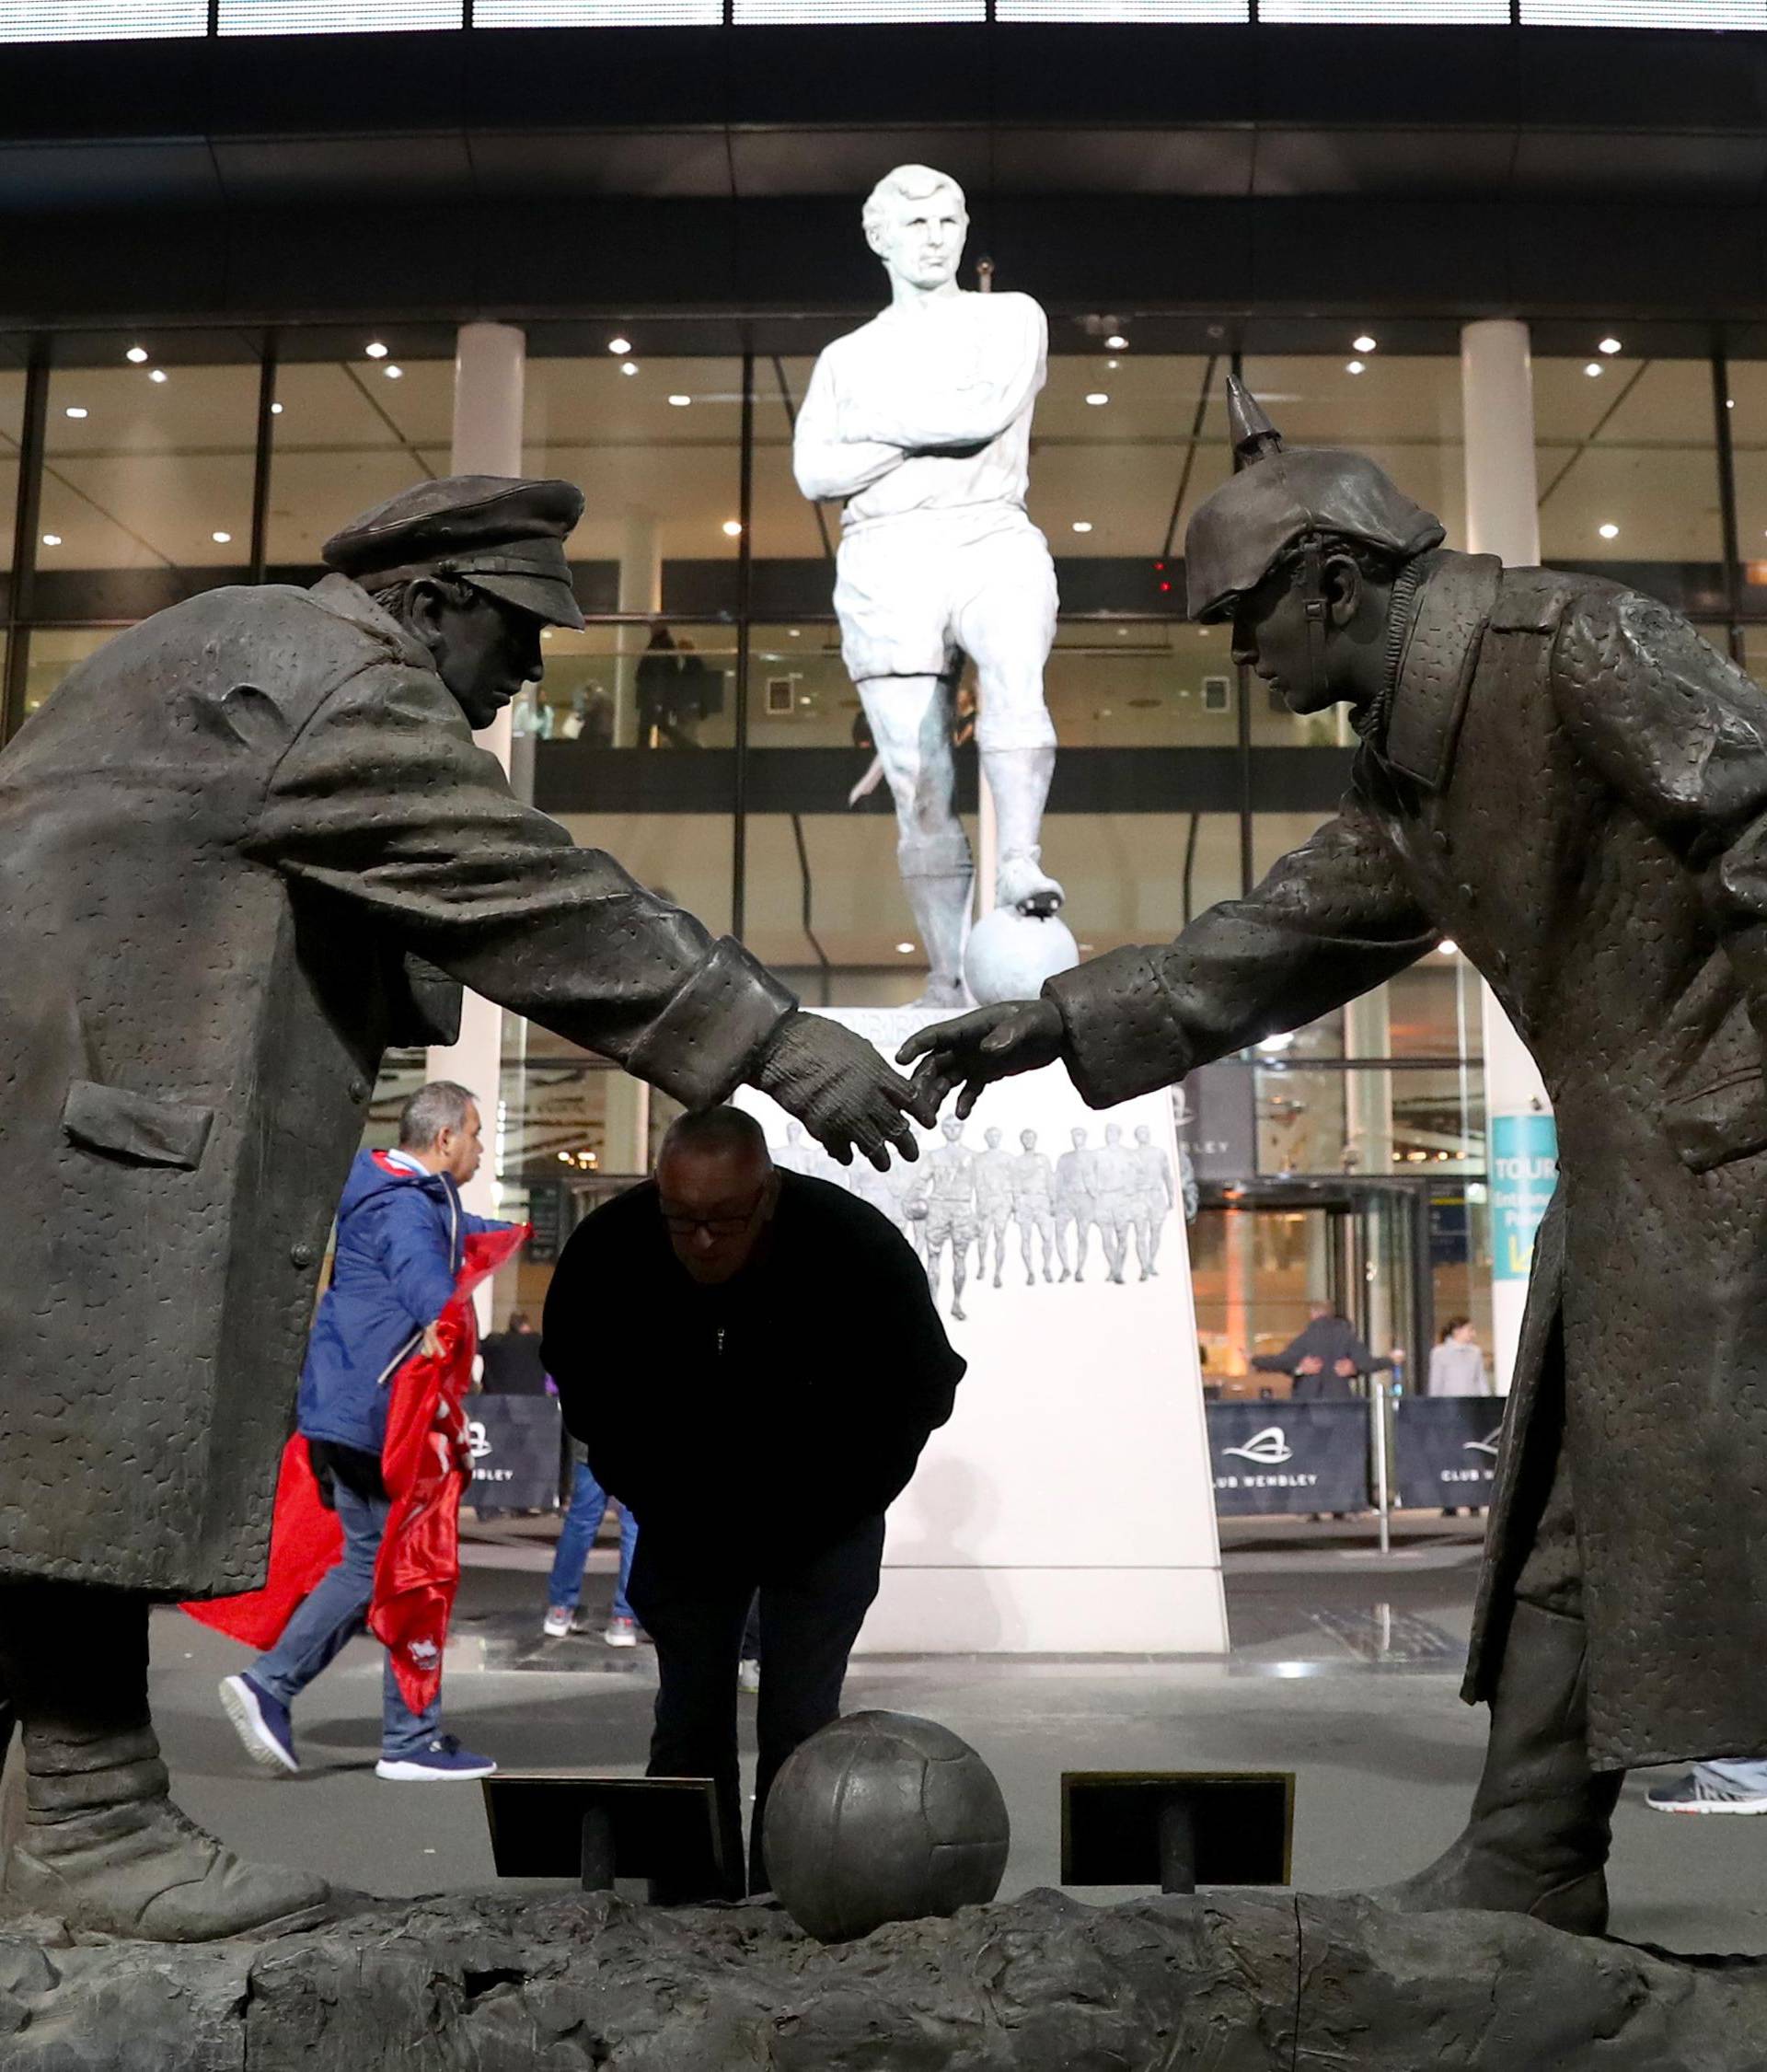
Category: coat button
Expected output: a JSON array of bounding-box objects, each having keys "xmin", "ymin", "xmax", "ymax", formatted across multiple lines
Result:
[
  {"xmin": 290, "ymin": 1242, "xmax": 316, "ymax": 1268},
  {"xmin": 1458, "ymin": 883, "xmax": 1476, "ymax": 903},
  {"xmin": 1432, "ymin": 829, "xmax": 1451, "ymax": 851},
  {"xmin": 348, "ymin": 1078, "xmax": 369, "ymax": 1104}
]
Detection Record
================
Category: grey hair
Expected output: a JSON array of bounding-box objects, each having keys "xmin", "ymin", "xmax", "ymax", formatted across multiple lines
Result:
[
  {"xmin": 862, "ymin": 164, "xmax": 966, "ymax": 244},
  {"xmin": 399, "ymin": 1080, "xmax": 478, "ymax": 1151},
  {"xmin": 660, "ymin": 1105, "xmax": 770, "ymax": 1164}
]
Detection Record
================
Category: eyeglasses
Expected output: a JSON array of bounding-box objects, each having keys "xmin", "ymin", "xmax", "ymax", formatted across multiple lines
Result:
[{"xmin": 661, "ymin": 1186, "xmax": 767, "ymax": 1239}]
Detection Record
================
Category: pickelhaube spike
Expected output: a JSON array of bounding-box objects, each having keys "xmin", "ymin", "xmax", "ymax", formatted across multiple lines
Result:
[{"xmin": 1225, "ymin": 373, "xmax": 1284, "ymax": 470}]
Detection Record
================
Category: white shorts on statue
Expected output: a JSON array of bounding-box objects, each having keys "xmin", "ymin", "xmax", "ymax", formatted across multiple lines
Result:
[{"xmin": 834, "ymin": 505, "xmax": 1058, "ymax": 716}]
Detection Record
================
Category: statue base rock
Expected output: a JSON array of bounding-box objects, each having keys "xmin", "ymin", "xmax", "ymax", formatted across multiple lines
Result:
[{"xmin": 2, "ymin": 1884, "xmax": 1764, "ymax": 2070}]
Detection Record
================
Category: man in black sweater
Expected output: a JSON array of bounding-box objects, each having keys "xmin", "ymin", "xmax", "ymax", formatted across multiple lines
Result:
[{"xmin": 543, "ymin": 1104, "xmax": 964, "ymax": 1900}]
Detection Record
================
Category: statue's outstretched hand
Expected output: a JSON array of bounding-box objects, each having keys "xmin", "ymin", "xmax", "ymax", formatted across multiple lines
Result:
[
  {"xmin": 753, "ymin": 1012, "xmax": 935, "ymax": 1171},
  {"xmin": 897, "ymin": 999, "xmax": 1064, "ymax": 1119}
]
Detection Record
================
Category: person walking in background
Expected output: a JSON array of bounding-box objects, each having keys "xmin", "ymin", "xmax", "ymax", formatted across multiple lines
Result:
[
  {"xmin": 544, "ymin": 1105, "xmax": 964, "ymax": 1901},
  {"xmin": 219, "ymin": 1082, "xmax": 505, "ymax": 1785},
  {"xmin": 1428, "ymin": 1318, "xmax": 1490, "ymax": 1397},
  {"xmin": 543, "ymin": 1440, "xmax": 641, "ymax": 1645}
]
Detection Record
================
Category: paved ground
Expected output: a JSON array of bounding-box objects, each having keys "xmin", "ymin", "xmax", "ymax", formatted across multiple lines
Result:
[{"xmin": 159, "ymin": 1512, "xmax": 1767, "ymax": 1954}]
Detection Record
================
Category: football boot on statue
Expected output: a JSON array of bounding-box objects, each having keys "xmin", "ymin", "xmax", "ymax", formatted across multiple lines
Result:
[
  {"xmin": 1367, "ymin": 1602, "xmax": 1620, "ymax": 1935},
  {"xmin": 0, "ymin": 1583, "xmax": 333, "ymax": 1941}
]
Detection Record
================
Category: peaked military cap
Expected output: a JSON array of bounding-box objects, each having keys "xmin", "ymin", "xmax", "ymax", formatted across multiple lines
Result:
[
  {"xmin": 323, "ymin": 475, "xmax": 586, "ymax": 631},
  {"xmin": 1184, "ymin": 376, "xmax": 1445, "ymax": 622}
]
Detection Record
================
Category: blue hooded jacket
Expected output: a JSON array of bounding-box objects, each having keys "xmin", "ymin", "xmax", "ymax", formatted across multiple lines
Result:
[{"xmin": 297, "ymin": 1150, "xmax": 507, "ymax": 1458}]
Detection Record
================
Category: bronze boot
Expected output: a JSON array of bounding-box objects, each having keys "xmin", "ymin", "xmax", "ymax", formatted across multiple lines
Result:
[
  {"xmin": 0, "ymin": 1580, "xmax": 332, "ymax": 1942},
  {"xmin": 1371, "ymin": 1600, "xmax": 1621, "ymax": 1936}
]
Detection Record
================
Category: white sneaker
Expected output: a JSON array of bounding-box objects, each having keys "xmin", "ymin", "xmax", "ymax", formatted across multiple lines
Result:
[
  {"xmin": 542, "ymin": 1604, "xmax": 575, "ymax": 1638},
  {"xmin": 1646, "ymin": 1766, "xmax": 1767, "ymax": 1813},
  {"xmin": 375, "ymin": 1734, "xmax": 497, "ymax": 1782},
  {"xmin": 603, "ymin": 1616, "xmax": 640, "ymax": 1648}
]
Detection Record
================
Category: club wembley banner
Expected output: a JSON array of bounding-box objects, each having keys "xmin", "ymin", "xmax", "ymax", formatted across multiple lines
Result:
[
  {"xmin": 467, "ymin": 1396, "xmax": 564, "ymax": 1513},
  {"xmin": 1206, "ymin": 1403, "xmax": 1369, "ymax": 1517},
  {"xmin": 1392, "ymin": 1398, "xmax": 1506, "ymax": 1508}
]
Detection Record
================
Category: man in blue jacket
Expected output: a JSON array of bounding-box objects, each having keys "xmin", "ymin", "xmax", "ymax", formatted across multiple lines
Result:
[{"xmin": 220, "ymin": 1082, "xmax": 506, "ymax": 1782}]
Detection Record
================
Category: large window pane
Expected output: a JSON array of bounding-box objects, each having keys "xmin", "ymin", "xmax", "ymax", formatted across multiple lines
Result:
[
  {"xmin": 21, "ymin": 627, "xmax": 114, "ymax": 721},
  {"xmin": 267, "ymin": 333, "xmax": 454, "ymax": 573},
  {"xmin": 1536, "ymin": 353, "xmax": 1722, "ymax": 608},
  {"xmin": 1238, "ymin": 353, "xmax": 1467, "ymax": 551},
  {"xmin": 34, "ymin": 333, "xmax": 263, "ymax": 621}
]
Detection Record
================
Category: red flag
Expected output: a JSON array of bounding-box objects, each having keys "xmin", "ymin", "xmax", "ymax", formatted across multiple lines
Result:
[
  {"xmin": 186, "ymin": 1223, "xmax": 530, "ymax": 1718},
  {"xmin": 371, "ymin": 1224, "xmax": 526, "ymax": 1713}
]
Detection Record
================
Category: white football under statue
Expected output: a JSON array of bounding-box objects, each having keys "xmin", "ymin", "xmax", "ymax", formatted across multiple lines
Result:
[{"xmin": 793, "ymin": 163, "xmax": 1075, "ymax": 1011}]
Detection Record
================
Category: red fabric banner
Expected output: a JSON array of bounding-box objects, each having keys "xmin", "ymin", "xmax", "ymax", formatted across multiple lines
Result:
[{"xmin": 185, "ymin": 1223, "xmax": 530, "ymax": 1715}]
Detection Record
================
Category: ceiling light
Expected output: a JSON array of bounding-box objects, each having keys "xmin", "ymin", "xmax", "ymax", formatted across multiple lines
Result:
[
  {"xmin": 40, "ymin": 534, "xmax": 60, "ymax": 548},
  {"xmin": 271, "ymin": 401, "xmax": 283, "ymax": 415},
  {"xmin": 895, "ymin": 942, "xmax": 916, "ymax": 955},
  {"xmin": 1598, "ymin": 523, "xmax": 1619, "ymax": 539},
  {"xmin": 384, "ymin": 365, "xmax": 403, "ymax": 380},
  {"xmin": 1584, "ymin": 363, "xmax": 1603, "ymax": 377},
  {"xmin": 212, "ymin": 530, "xmax": 232, "ymax": 544},
  {"xmin": 667, "ymin": 394, "xmax": 691, "ymax": 407},
  {"xmin": 64, "ymin": 406, "xmax": 87, "ymax": 420},
  {"xmin": 1345, "ymin": 360, "xmax": 1367, "ymax": 376},
  {"xmin": 148, "ymin": 369, "xmax": 168, "ymax": 384},
  {"xmin": 1104, "ymin": 333, "xmax": 1127, "ymax": 351},
  {"xmin": 1107, "ymin": 359, "xmax": 1119, "ymax": 371},
  {"xmin": 365, "ymin": 341, "xmax": 388, "ymax": 360},
  {"xmin": 1437, "ymin": 941, "xmax": 1457, "ymax": 955},
  {"xmin": 1599, "ymin": 336, "xmax": 1622, "ymax": 355},
  {"xmin": 608, "ymin": 336, "xmax": 631, "ymax": 355},
  {"xmin": 789, "ymin": 628, "xmax": 800, "ymax": 637},
  {"xmin": 722, "ymin": 520, "xmax": 743, "ymax": 538},
  {"xmin": 1071, "ymin": 521, "xmax": 1093, "ymax": 534},
  {"xmin": 1353, "ymin": 334, "xmax": 1377, "ymax": 353},
  {"xmin": 125, "ymin": 346, "xmax": 148, "ymax": 364},
  {"xmin": 1085, "ymin": 392, "xmax": 1109, "ymax": 407}
]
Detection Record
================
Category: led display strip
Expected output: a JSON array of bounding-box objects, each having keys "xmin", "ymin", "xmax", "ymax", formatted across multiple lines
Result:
[
  {"xmin": 475, "ymin": 0, "xmax": 722, "ymax": 19},
  {"xmin": 997, "ymin": 0, "xmax": 1246, "ymax": 15},
  {"xmin": 5, "ymin": 0, "xmax": 1767, "ymax": 40},
  {"xmin": 217, "ymin": 0, "xmax": 461, "ymax": 27},
  {"xmin": 1519, "ymin": 1, "xmax": 1766, "ymax": 19},
  {"xmin": 0, "ymin": 0, "xmax": 206, "ymax": 35},
  {"xmin": 1264, "ymin": 0, "xmax": 1507, "ymax": 17},
  {"xmin": 733, "ymin": 0, "xmax": 986, "ymax": 17}
]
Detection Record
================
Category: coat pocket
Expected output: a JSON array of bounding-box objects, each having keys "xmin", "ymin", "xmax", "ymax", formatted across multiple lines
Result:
[
  {"xmin": 1663, "ymin": 1066, "xmax": 1767, "ymax": 1175},
  {"xmin": 61, "ymin": 1079, "xmax": 215, "ymax": 1171}
]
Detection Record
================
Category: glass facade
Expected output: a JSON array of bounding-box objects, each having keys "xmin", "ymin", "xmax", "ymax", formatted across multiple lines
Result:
[{"xmin": 6, "ymin": 319, "xmax": 1756, "ymax": 1383}]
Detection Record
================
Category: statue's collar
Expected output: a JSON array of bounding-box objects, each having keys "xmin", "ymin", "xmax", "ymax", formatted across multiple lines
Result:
[
  {"xmin": 307, "ymin": 572, "xmax": 433, "ymax": 674},
  {"xmin": 1375, "ymin": 549, "xmax": 1503, "ymax": 792}
]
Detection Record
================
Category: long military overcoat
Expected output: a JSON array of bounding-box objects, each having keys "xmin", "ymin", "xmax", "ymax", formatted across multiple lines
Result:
[
  {"xmin": 0, "ymin": 576, "xmax": 792, "ymax": 1598},
  {"xmin": 1049, "ymin": 549, "xmax": 1767, "ymax": 1771}
]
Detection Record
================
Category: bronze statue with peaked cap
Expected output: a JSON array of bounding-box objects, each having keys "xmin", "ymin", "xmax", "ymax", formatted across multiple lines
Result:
[
  {"xmin": 907, "ymin": 375, "xmax": 1767, "ymax": 1933},
  {"xmin": 0, "ymin": 473, "xmax": 929, "ymax": 1942}
]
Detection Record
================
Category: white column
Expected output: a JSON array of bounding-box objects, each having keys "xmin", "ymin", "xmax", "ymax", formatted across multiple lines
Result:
[
  {"xmin": 426, "ymin": 322, "xmax": 525, "ymax": 1232},
  {"xmin": 1461, "ymin": 319, "xmax": 1556, "ymax": 1394}
]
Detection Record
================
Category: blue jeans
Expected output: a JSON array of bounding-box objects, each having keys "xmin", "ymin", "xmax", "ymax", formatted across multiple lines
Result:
[
  {"xmin": 548, "ymin": 1462, "xmax": 638, "ymax": 1620},
  {"xmin": 249, "ymin": 1478, "xmax": 441, "ymax": 1761}
]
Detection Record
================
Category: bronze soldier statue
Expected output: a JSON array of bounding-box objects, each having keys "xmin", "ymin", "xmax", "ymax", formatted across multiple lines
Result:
[
  {"xmin": 0, "ymin": 474, "xmax": 928, "ymax": 1941},
  {"xmin": 907, "ymin": 378, "xmax": 1767, "ymax": 1936}
]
